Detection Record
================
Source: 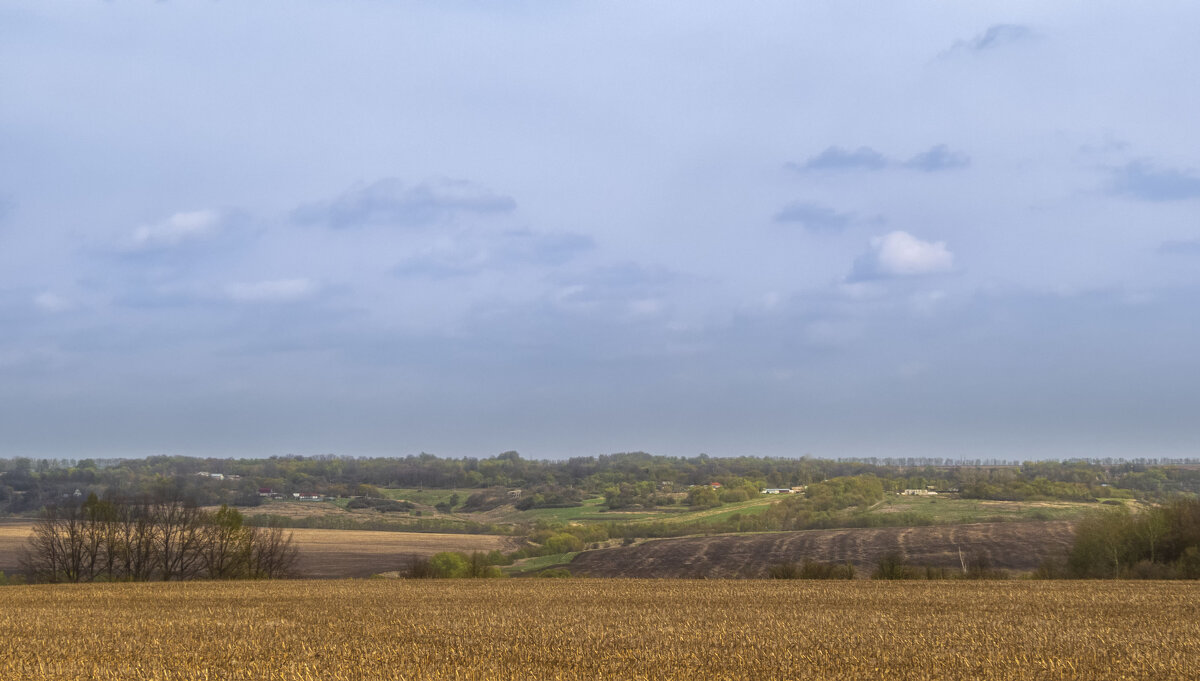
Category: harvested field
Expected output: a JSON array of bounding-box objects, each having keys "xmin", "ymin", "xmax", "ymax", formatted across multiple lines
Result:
[
  {"xmin": 287, "ymin": 528, "xmax": 519, "ymax": 578},
  {"xmin": 0, "ymin": 521, "xmax": 31, "ymax": 575},
  {"xmin": 571, "ymin": 521, "xmax": 1075, "ymax": 577},
  {"xmin": 1, "ymin": 579, "xmax": 1197, "ymax": 680},
  {"xmin": 0, "ymin": 522, "xmax": 519, "ymax": 579}
]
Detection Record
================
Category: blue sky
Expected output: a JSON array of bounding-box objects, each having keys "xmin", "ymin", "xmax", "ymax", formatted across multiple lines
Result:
[{"xmin": 2, "ymin": 1, "xmax": 1199, "ymax": 460}]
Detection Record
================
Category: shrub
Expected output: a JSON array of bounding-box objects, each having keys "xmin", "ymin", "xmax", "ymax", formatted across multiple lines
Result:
[{"xmin": 872, "ymin": 551, "xmax": 913, "ymax": 580}]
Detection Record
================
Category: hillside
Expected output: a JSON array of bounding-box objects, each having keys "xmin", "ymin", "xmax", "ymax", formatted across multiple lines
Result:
[{"xmin": 569, "ymin": 521, "xmax": 1075, "ymax": 578}]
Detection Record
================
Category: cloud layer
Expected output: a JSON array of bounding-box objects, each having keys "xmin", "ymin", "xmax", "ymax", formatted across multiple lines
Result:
[{"xmin": 2, "ymin": 2, "xmax": 1200, "ymax": 460}]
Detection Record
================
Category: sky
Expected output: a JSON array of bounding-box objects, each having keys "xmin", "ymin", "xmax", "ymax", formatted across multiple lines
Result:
[{"xmin": 1, "ymin": 1, "xmax": 1199, "ymax": 461}]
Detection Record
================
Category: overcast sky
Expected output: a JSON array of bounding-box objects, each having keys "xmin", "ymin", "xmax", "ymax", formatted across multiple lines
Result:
[{"xmin": 2, "ymin": 2, "xmax": 1199, "ymax": 461}]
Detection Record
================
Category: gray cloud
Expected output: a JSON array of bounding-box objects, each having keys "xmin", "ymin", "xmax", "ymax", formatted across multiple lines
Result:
[
  {"xmin": 943, "ymin": 24, "xmax": 1036, "ymax": 57},
  {"xmin": 791, "ymin": 145, "xmax": 968, "ymax": 174},
  {"xmin": 774, "ymin": 202, "xmax": 853, "ymax": 231},
  {"xmin": 970, "ymin": 24, "xmax": 1034, "ymax": 51},
  {"xmin": 293, "ymin": 178, "xmax": 517, "ymax": 229},
  {"xmin": 792, "ymin": 146, "xmax": 888, "ymax": 172},
  {"xmin": 903, "ymin": 145, "xmax": 971, "ymax": 172},
  {"xmin": 1108, "ymin": 161, "xmax": 1200, "ymax": 201}
]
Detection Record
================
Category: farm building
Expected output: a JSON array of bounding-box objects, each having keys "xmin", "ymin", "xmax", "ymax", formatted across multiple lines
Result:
[
  {"xmin": 761, "ymin": 488, "xmax": 793, "ymax": 494},
  {"xmin": 901, "ymin": 489, "xmax": 938, "ymax": 496}
]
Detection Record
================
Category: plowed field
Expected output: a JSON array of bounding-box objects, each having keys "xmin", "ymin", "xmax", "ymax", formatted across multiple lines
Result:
[{"xmin": 570, "ymin": 521, "xmax": 1075, "ymax": 577}]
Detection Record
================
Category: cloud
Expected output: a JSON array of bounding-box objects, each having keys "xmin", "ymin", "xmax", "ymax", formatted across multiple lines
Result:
[
  {"xmin": 33, "ymin": 291, "xmax": 71, "ymax": 313},
  {"xmin": 1108, "ymin": 161, "xmax": 1200, "ymax": 201},
  {"xmin": 130, "ymin": 210, "xmax": 224, "ymax": 249},
  {"xmin": 790, "ymin": 145, "xmax": 968, "ymax": 174},
  {"xmin": 225, "ymin": 278, "xmax": 318, "ymax": 303},
  {"xmin": 394, "ymin": 230, "xmax": 594, "ymax": 278},
  {"xmin": 551, "ymin": 263, "xmax": 675, "ymax": 320},
  {"xmin": 903, "ymin": 145, "xmax": 970, "ymax": 172},
  {"xmin": 792, "ymin": 146, "xmax": 888, "ymax": 172},
  {"xmin": 293, "ymin": 178, "xmax": 517, "ymax": 229},
  {"xmin": 773, "ymin": 202, "xmax": 853, "ymax": 231},
  {"xmin": 943, "ymin": 24, "xmax": 1036, "ymax": 57},
  {"xmin": 1159, "ymin": 239, "xmax": 1200, "ymax": 255},
  {"xmin": 850, "ymin": 231, "xmax": 954, "ymax": 280}
]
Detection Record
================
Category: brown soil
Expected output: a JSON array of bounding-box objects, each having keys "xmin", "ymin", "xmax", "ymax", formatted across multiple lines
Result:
[{"xmin": 569, "ymin": 521, "xmax": 1075, "ymax": 578}]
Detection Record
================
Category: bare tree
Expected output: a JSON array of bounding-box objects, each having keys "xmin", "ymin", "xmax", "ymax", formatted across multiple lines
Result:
[
  {"xmin": 155, "ymin": 498, "xmax": 204, "ymax": 581},
  {"xmin": 22, "ymin": 496, "xmax": 298, "ymax": 582},
  {"xmin": 248, "ymin": 523, "xmax": 298, "ymax": 579}
]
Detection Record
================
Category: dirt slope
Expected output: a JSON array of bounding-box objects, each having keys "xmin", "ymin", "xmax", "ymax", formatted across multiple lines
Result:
[{"xmin": 570, "ymin": 521, "xmax": 1075, "ymax": 578}]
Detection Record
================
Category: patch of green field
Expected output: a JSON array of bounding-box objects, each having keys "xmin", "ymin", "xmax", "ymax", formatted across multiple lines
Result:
[
  {"xmin": 380, "ymin": 488, "xmax": 477, "ymax": 506},
  {"xmin": 493, "ymin": 497, "xmax": 613, "ymax": 524},
  {"xmin": 866, "ymin": 495, "xmax": 1104, "ymax": 524},
  {"xmin": 498, "ymin": 496, "xmax": 779, "ymax": 527},
  {"xmin": 504, "ymin": 552, "xmax": 578, "ymax": 575},
  {"xmin": 652, "ymin": 496, "xmax": 778, "ymax": 525}
]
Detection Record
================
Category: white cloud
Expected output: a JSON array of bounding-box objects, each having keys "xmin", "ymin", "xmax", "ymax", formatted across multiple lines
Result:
[
  {"xmin": 33, "ymin": 291, "xmax": 71, "ymax": 312},
  {"xmin": 132, "ymin": 210, "xmax": 222, "ymax": 249},
  {"xmin": 225, "ymin": 278, "xmax": 317, "ymax": 303},
  {"xmin": 851, "ymin": 231, "xmax": 954, "ymax": 280}
]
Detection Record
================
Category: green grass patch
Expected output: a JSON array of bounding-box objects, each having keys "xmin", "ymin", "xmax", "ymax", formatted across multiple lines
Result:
[
  {"xmin": 380, "ymin": 488, "xmax": 477, "ymax": 506},
  {"xmin": 504, "ymin": 552, "xmax": 579, "ymax": 575}
]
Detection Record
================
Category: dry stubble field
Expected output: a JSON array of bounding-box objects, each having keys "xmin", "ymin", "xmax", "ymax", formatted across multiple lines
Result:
[{"xmin": 1, "ymin": 579, "xmax": 1197, "ymax": 680}]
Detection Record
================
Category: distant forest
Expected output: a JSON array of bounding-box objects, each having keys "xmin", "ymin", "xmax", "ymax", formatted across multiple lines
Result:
[{"xmin": 2, "ymin": 452, "xmax": 1198, "ymax": 516}]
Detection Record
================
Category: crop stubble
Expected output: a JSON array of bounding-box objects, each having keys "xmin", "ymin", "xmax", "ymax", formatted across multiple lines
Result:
[{"xmin": 0, "ymin": 580, "xmax": 1196, "ymax": 680}]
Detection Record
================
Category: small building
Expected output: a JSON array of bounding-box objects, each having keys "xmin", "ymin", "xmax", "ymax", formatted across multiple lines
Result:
[
  {"xmin": 258, "ymin": 487, "xmax": 273, "ymax": 497},
  {"xmin": 297, "ymin": 492, "xmax": 323, "ymax": 501},
  {"xmin": 761, "ymin": 488, "xmax": 793, "ymax": 494},
  {"xmin": 709, "ymin": 482, "xmax": 723, "ymax": 489},
  {"xmin": 901, "ymin": 489, "xmax": 937, "ymax": 496}
]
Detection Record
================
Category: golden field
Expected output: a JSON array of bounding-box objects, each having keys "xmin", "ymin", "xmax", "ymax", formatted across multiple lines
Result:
[{"xmin": 1, "ymin": 580, "xmax": 1198, "ymax": 680}]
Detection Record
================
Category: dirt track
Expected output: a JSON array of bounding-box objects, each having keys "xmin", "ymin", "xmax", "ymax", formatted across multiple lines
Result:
[{"xmin": 570, "ymin": 521, "xmax": 1075, "ymax": 577}]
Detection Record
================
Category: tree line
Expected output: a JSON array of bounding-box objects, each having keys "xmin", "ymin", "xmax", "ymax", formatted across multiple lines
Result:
[
  {"xmin": 4, "ymin": 452, "xmax": 1200, "ymax": 517},
  {"xmin": 21, "ymin": 494, "xmax": 297, "ymax": 583},
  {"xmin": 1059, "ymin": 498, "xmax": 1200, "ymax": 579}
]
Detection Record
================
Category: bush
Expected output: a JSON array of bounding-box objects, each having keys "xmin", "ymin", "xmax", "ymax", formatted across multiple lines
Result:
[
  {"xmin": 406, "ymin": 552, "xmax": 503, "ymax": 578},
  {"xmin": 767, "ymin": 561, "xmax": 801, "ymax": 579},
  {"xmin": 872, "ymin": 551, "xmax": 913, "ymax": 580},
  {"xmin": 347, "ymin": 498, "xmax": 414, "ymax": 513},
  {"xmin": 767, "ymin": 560, "xmax": 855, "ymax": 579},
  {"xmin": 429, "ymin": 552, "xmax": 469, "ymax": 578}
]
